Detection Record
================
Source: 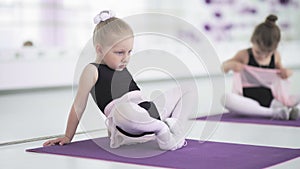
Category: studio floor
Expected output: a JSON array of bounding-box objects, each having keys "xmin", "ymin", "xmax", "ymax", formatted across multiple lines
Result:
[{"xmin": 1, "ymin": 70, "xmax": 300, "ymax": 169}]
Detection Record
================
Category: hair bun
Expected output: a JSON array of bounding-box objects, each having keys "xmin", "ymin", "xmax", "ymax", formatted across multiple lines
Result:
[{"xmin": 265, "ymin": 14, "xmax": 278, "ymax": 23}]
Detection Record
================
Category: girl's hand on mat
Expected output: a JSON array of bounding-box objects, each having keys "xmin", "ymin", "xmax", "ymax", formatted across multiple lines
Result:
[{"xmin": 43, "ymin": 136, "xmax": 71, "ymax": 146}]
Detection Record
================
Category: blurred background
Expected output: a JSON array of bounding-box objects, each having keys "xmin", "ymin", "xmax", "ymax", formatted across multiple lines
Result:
[
  {"xmin": 0, "ymin": 0, "xmax": 299, "ymax": 90},
  {"xmin": 1, "ymin": 0, "xmax": 300, "ymax": 144}
]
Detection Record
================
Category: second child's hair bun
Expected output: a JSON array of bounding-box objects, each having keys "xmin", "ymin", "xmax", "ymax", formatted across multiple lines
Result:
[{"xmin": 265, "ymin": 14, "xmax": 278, "ymax": 27}]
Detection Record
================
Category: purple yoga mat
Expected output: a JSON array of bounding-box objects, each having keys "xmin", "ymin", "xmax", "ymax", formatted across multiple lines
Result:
[
  {"xmin": 196, "ymin": 112, "xmax": 300, "ymax": 127},
  {"xmin": 27, "ymin": 137, "xmax": 300, "ymax": 169}
]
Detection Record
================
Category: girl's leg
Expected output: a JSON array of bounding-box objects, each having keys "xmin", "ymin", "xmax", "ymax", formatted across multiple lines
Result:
[
  {"xmin": 152, "ymin": 85, "xmax": 198, "ymax": 137},
  {"xmin": 110, "ymin": 102, "xmax": 186, "ymax": 150},
  {"xmin": 223, "ymin": 93, "xmax": 289, "ymax": 120},
  {"xmin": 289, "ymin": 96, "xmax": 300, "ymax": 120},
  {"xmin": 270, "ymin": 94, "xmax": 300, "ymax": 120},
  {"xmin": 152, "ymin": 86, "xmax": 198, "ymax": 120},
  {"xmin": 289, "ymin": 105, "xmax": 300, "ymax": 120},
  {"xmin": 151, "ymin": 87, "xmax": 183, "ymax": 120}
]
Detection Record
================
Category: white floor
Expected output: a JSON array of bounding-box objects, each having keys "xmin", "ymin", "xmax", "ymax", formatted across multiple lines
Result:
[{"xmin": 1, "ymin": 70, "xmax": 300, "ymax": 169}]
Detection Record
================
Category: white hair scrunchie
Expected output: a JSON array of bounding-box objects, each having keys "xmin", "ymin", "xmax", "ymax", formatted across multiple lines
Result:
[{"xmin": 94, "ymin": 10, "xmax": 116, "ymax": 24}]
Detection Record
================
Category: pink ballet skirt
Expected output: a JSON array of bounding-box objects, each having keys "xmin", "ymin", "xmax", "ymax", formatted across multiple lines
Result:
[{"xmin": 232, "ymin": 65, "xmax": 298, "ymax": 107}]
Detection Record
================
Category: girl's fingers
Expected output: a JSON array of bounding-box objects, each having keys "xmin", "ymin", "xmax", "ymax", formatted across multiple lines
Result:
[
  {"xmin": 59, "ymin": 138, "xmax": 69, "ymax": 146},
  {"xmin": 43, "ymin": 141, "xmax": 49, "ymax": 147},
  {"xmin": 43, "ymin": 137, "xmax": 70, "ymax": 147},
  {"xmin": 43, "ymin": 139, "xmax": 59, "ymax": 146},
  {"xmin": 59, "ymin": 141, "xmax": 65, "ymax": 146}
]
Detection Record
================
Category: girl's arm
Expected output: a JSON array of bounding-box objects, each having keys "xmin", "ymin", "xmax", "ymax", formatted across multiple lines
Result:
[
  {"xmin": 43, "ymin": 64, "xmax": 98, "ymax": 146},
  {"xmin": 274, "ymin": 51, "xmax": 293, "ymax": 79},
  {"xmin": 222, "ymin": 50, "xmax": 248, "ymax": 73}
]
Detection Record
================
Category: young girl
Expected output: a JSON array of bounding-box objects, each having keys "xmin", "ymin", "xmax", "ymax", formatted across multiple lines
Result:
[
  {"xmin": 43, "ymin": 10, "xmax": 195, "ymax": 150},
  {"xmin": 222, "ymin": 14, "xmax": 299, "ymax": 120}
]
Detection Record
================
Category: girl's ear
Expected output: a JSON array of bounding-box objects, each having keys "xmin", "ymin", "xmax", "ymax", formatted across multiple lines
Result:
[{"xmin": 95, "ymin": 43, "xmax": 103, "ymax": 55}]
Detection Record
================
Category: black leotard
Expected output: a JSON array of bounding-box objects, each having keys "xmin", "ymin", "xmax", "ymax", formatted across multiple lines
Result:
[
  {"xmin": 90, "ymin": 63, "xmax": 160, "ymax": 120},
  {"xmin": 242, "ymin": 48, "xmax": 275, "ymax": 107}
]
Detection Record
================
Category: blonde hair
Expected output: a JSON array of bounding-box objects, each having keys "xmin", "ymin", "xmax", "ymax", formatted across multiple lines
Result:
[
  {"xmin": 251, "ymin": 14, "xmax": 281, "ymax": 52},
  {"xmin": 93, "ymin": 17, "xmax": 133, "ymax": 47}
]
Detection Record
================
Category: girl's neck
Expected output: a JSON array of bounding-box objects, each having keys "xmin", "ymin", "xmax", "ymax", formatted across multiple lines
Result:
[
  {"xmin": 252, "ymin": 52, "xmax": 273, "ymax": 66},
  {"xmin": 95, "ymin": 57, "xmax": 105, "ymax": 64}
]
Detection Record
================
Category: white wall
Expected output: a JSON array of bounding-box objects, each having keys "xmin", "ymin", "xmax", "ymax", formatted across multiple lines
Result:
[
  {"xmin": 1, "ymin": 40, "xmax": 299, "ymax": 90},
  {"xmin": 0, "ymin": 0, "xmax": 299, "ymax": 90}
]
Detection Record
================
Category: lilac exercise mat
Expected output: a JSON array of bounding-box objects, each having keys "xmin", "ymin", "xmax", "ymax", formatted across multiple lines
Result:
[
  {"xmin": 196, "ymin": 112, "xmax": 300, "ymax": 127},
  {"xmin": 27, "ymin": 137, "xmax": 300, "ymax": 169}
]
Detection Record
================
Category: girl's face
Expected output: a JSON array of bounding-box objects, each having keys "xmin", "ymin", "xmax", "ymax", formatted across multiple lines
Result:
[
  {"xmin": 252, "ymin": 43, "xmax": 273, "ymax": 61},
  {"xmin": 100, "ymin": 37, "xmax": 133, "ymax": 71}
]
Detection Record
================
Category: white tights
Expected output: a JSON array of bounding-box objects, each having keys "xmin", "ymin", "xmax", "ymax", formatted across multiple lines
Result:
[
  {"xmin": 111, "ymin": 102, "xmax": 183, "ymax": 150},
  {"xmin": 152, "ymin": 86, "xmax": 198, "ymax": 120},
  {"xmin": 223, "ymin": 93, "xmax": 282, "ymax": 118},
  {"xmin": 107, "ymin": 86, "xmax": 197, "ymax": 150}
]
